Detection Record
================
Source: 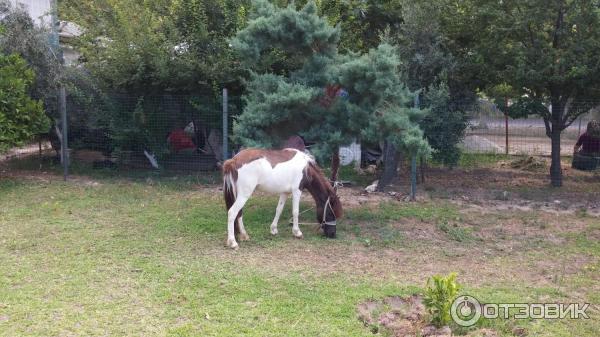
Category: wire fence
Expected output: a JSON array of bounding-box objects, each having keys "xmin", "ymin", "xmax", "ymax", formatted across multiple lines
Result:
[
  {"xmin": 2, "ymin": 94, "xmax": 600, "ymax": 176},
  {"xmin": 462, "ymin": 101, "xmax": 599, "ymax": 156},
  {"xmin": 1, "ymin": 91, "xmax": 242, "ymax": 173}
]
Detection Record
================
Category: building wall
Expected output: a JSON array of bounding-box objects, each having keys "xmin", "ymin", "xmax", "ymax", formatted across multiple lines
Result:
[{"xmin": 9, "ymin": 0, "xmax": 52, "ymax": 27}]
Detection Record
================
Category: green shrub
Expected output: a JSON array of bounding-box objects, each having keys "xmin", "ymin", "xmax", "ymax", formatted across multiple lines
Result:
[
  {"xmin": 423, "ymin": 272, "xmax": 461, "ymax": 327},
  {"xmin": 0, "ymin": 53, "xmax": 48, "ymax": 152}
]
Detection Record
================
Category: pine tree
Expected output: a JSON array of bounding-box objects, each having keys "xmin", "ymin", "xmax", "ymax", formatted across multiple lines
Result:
[{"xmin": 231, "ymin": 0, "xmax": 429, "ymax": 184}]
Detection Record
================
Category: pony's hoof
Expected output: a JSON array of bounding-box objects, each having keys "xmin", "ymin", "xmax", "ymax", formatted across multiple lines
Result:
[
  {"xmin": 271, "ymin": 228, "xmax": 278, "ymax": 235},
  {"xmin": 239, "ymin": 233, "xmax": 250, "ymax": 241},
  {"xmin": 293, "ymin": 230, "xmax": 303, "ymax": 239},
  {"xmin": 227, "ymin": 238, "xmax": 239, "ymax": 250}
]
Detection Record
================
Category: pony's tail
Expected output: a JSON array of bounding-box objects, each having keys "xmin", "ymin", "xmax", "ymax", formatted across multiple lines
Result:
[{"xmin": 222, "ymin": 159, "xmax": 240, "ymax": 236}]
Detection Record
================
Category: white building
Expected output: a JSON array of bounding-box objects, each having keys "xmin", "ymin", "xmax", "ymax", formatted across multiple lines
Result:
[
  {"xmin": 8, "ymin": 0, "xmax": 52, "ymax": 26},
  {"xmin": 9, "ymin": 0, "xmax": 82, "ymax": 65}
]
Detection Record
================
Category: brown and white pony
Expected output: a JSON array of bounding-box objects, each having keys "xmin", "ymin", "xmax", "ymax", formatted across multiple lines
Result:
[{"xmin": 222, "ymin": 148, "xmax": 343, "ymax": 249}]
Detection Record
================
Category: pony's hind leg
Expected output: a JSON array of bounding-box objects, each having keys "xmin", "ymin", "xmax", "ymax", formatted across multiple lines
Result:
[
  {"xmin": 270, "ymin": 193, "xmax": 288, "ymax": 235},
  {"xmin": 236, "ymin": 210, "xmax": 250, "ymax": 241},
  {"xmin": 227, "ymin": 196, "xmax": 250, "ymax": 249},
  {"xmin": 291, "ymin": 189, "xmax": 303, "ymax": 239}
]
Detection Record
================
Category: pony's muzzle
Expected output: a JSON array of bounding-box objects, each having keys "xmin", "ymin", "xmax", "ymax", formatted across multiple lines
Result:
[{"xmin": 322, "ymin": 222, "xmax": 336, "ymax": 238}]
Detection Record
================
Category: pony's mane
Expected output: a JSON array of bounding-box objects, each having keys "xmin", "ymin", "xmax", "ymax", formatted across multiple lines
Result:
[{"xmin": 303, "ymin": 162, "xmax": 343, "ymax": 218}]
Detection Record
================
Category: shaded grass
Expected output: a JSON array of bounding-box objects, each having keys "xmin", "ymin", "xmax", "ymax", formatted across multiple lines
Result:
[{"xmin": 2, "ymin": 154, "xmax": 221, "ymax": 187}]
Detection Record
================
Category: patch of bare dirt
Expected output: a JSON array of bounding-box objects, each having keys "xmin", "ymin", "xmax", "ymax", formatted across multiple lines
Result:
[
  {"xmin": 357, "ymin": 295, "xmax": 498, "ymax": 337},
  {"xmin": 334, "ymin": 187, "xmax": 394, "ymax": 207},
  {"xmin": 357, "ymin": 295, "xmax": 431, "ymax": 336},
  {"xmin": 0, "ymin": 167, "xmax": 54, "ymax": 183},
  {"xmin": 504, "ymin": 156, "xmax": 547, "ymax": 172},
  {"xmin": 332, "ymin": 161, "xmax": 600, "ymax": 218},
  {"xmin": 0, "ymin": 142, "xmax": 53, "ymax": 162},
  {"xmin": 383, "ymin": 160, "xmax": 600, "ymax": 217},
  {"xmin": 0, "ymin": 167, "xmax": 102, "ymax": 187}
]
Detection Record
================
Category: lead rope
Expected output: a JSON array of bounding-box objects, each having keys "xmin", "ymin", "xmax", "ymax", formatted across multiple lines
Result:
[
  {"xmin": 322, "ymin": 197, "xmax": 331, "ymax": 225},
  {"xmin": 288, "ymin": 196, "xmax": 334, "ymax": 232},
  {"xmin": 288, "ymin": 180, "xmax": 341, "ymax": 230}
]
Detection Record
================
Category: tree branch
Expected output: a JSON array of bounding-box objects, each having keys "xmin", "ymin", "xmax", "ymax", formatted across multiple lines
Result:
[
  {"xmin": 552, "ymin": 1, "xmax": 565, "ymax": 49},
  {"xmin": 527, "ymin": 22, "xmax": 537, "ymax": 48},
  {"xmin": 561, "ymin": 94, "xmax": 575, "ymax": 126},
  {"xmin": 544, "ymin": 116, "xmax": 552, "ymax": 137}
]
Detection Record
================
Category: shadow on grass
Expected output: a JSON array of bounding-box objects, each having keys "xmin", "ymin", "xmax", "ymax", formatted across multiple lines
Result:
[{"xmin": 2, "ymin": 154, "xmax": 221, "ymax": 190}]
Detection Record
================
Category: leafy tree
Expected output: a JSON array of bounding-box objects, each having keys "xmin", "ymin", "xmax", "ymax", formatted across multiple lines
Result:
[
  {"xmin": 266, "ymin": 0, "xmax": 403, "ymax": 53},
  {"xmin": 231, "ymin": 0, "xmax": 429, "ymax": 186},
  {"xmin": 0, "ymin": 53, "xmax": 49, "ymax": 152},
  {"xmin": 61, "ymin": 67, "xmax": 117, "ymax": 154},
  {"xmin": 58, "ymin": 0, "xmax": 253, "ymax": 154},
  {"xmin": 441, "ymin": 0, "xmax": 600, "ymax": 186},
  {"xmin": 0, "ymin": 0, "xmax": 63, "ymax": 110},
  {"xmin": 419, "ymin": 84, "xmax": 468, "ymax": 168},
  {"xmin": 59, "ymin": 0, "xmax": 250, "ymax": 96},
  {"xmin": 316, "ymin": 0, "xmax": 405, "ymax": 53},
  {"xmin": 395, "ymin": 1, "xmax": 473, "ymax": 168}
]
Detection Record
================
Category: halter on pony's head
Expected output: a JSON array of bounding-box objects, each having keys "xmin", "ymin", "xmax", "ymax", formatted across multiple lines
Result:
[{"xmin": 319, "ymin": 182, "xmax": 343, "ymax": 238}]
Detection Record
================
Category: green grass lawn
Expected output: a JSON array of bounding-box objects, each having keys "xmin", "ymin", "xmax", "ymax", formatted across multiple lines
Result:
[{"xmin": 0, "ymin": 173, "xmax": 598, "ymax": 336}]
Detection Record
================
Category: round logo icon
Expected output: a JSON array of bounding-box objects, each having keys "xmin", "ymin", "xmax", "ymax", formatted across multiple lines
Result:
[{"xmin": 451, "ymin": 295, "xmax": 482, "ymax": 327}]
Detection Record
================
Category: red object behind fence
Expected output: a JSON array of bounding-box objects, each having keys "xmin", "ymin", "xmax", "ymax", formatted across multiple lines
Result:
[{"xmin": 167, "ymin": 129, "xmax": 196, "ymax": 152}]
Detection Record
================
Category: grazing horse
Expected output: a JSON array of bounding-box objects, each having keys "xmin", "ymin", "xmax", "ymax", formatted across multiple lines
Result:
[{"xmin": 222, "ymin": 148, "xmax": 343, "ymax": 249}]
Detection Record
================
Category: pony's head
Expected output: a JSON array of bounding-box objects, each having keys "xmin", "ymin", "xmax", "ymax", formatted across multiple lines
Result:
[
  {"xmin": 316, "ymin": 188, "xmax": 343, "ymax": 238},
  {"xmin": 302, "ymin": 163, "xmax": 343, "ymax": 238}
]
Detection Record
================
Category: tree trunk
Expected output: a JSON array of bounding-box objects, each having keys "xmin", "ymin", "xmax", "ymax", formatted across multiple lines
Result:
[
  {"xmin": 549, "ymin": 128, "xmax": 562, "ymax": 187},
  {"xmin": 549, "ymin": 98, "xmax": 564, "ymax": 187},
  {"xmin": 329, "ymin": 148, "xmax": 340, "ymax": 184},
  {"xmin": 419, "ymin": 157, "xmax": 426, "ymax": 184},
  {"xmin": 377, "ymin": 140, "xmax": 400, "ymax": 192}
]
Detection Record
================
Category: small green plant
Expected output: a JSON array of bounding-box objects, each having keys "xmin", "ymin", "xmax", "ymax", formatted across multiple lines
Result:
[{"xmin": 423, "ymin": 273, "xmax": 461, "ymax": 328}]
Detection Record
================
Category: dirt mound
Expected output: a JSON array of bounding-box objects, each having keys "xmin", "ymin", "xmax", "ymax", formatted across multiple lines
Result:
[
  {"xmin": 504, "ymin": 156, "xmax": 547, "ymax": 171},
  {"xmin": 357, "ymin": 295, "xmax": 447, "ymax": 336},
  {"xmin": 357, "ymin": 295, "xmax": 499, "ymax": 337}
]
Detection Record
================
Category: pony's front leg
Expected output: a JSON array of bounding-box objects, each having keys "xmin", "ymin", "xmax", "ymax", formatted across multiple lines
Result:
[
  {"xmin": 291, "ymin": 190, "xmax": 303, "ymax": 239},
  {"xmin": 227, "ymin": 196, "xmax": 249, "ymax": 249},
  {"xmin": 270, "ymin": 193, "xmax": 288, "ymax": 235}
]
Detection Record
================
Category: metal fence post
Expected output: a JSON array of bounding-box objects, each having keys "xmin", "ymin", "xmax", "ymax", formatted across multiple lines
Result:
[
  {"xmin": 222, "ymin": 88, "xmax": 229, "ymax": 160},
  {"xmin": 504, "ymin": 96, "xmax": 509, "ymax": 155},
  {"xmin": 410, "ymin": 156, "xmax": 417, "ymax": 201},
  {"xmin": 59, "ymin": 87, "xmax": 68, "ymax": 181}
]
